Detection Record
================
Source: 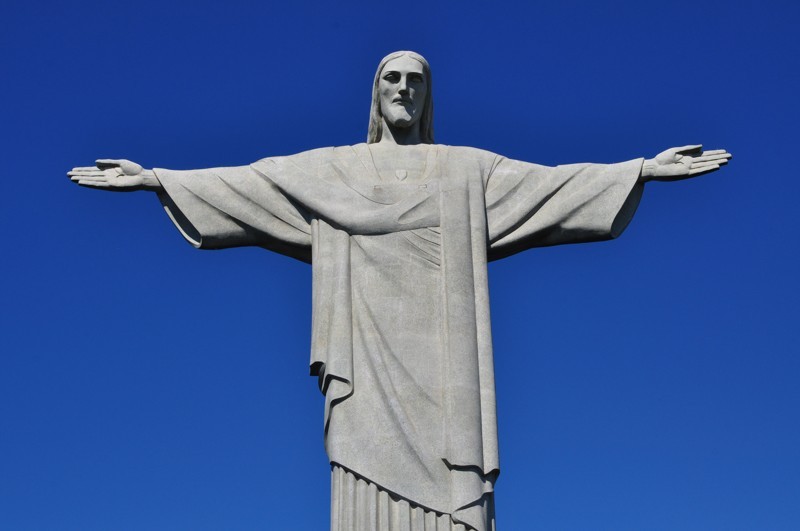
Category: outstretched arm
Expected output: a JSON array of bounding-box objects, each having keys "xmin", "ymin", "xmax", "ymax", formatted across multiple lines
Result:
[
  {"xmin": 68, "ymin": 159, "xmax": 162, "ymax": 192},
  {"xmin": 68, "ymin": 158, "xmax": 313, "ymax": 260},
  {"xmin": 485, "ymin": 144, "xmax": 732, "ymax": 260},
  {"xmin": 640, "ymin": 145, "xmax": 732, "ymax": 183}
]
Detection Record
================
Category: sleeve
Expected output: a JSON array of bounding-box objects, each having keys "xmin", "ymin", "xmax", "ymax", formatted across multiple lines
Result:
[
  {"xmin": 154, "ymin": 164, "xmax": 313, "ymax": 263},
  {"xmin": 485, "ymin": 156, "xmax": 645, "ymax": 261}
]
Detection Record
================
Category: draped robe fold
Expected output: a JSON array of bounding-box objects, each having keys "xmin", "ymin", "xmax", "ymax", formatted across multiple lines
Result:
[{"xmin": 153, "ymin": 144, "xmax": 644, "ymax": 531}]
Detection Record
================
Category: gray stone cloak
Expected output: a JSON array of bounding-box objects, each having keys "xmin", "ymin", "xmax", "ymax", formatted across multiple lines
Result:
[{"xmin": 153, "ymin": 144, "xmax": 644, "ymax": 531}]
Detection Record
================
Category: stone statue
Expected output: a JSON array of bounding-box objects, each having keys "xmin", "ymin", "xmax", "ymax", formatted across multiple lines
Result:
[{"xmin": 69, "ymin": 51, "xmax": 731, "ymax": 531}]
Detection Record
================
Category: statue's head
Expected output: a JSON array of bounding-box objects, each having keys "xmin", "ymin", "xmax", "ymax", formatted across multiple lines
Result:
[{"xmin": 368, "ymin": 51, "xmax": 434, "ymax": 144}]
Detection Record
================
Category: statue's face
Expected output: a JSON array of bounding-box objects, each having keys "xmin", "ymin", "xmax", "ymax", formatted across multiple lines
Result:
[{"xmin": 378, "ymin": 56, "xmax": 427, "ymax": 129}]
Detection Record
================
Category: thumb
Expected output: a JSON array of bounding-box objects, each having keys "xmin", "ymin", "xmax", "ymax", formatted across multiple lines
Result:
[
  {"xmin": 95, "ymin": 158, "xmax": 126, "ymax": 170},
  {"xmin": 674, "ymin": 144, "xmax": 703, "ymax": 155},
  {"xmin": 119, "ymin": 160, "xmax": 143, "ymax": 175}
]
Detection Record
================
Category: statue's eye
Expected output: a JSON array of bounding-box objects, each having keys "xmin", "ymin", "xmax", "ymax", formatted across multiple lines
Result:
[
  {"xmin": 383, "ymin": 72, "xmax": 400, "ymax": 82},
  {"xmin": 409, "ymin": 74, "xmax": 424, "ymax": 83}
]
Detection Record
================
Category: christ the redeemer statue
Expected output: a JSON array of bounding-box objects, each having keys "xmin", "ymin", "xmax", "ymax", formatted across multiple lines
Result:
[{"xmin": 69, "ymin": 51, "xmax": 731, "ymax": 531}]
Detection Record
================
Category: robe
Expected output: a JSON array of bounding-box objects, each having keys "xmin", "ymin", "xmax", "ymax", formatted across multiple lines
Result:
[{"xmin": 153, "ymin": 144, "xmax": 644, "ymax": 531}]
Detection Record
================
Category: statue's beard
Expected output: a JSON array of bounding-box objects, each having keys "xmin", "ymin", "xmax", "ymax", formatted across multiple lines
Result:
[{"xmin": 382, "ymin": 105, "xmax": 420, "ymax": 130}]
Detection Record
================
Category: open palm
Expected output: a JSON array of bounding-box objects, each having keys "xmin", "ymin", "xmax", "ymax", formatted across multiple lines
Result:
[
  {"xmin": 644, "ymin": 145, "xmax": 732, "ymax": 182},
  {"xmin": 68, "ymin": 159, "xmax": 158, "ymax": 191}
]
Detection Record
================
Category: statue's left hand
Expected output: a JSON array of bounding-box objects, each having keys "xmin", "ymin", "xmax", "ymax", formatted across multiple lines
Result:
[{"xmin": 640, "ymin": 145, "xmax": 732, "ymax": 183}]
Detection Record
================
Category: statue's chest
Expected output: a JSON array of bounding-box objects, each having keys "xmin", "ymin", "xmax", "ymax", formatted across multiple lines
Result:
[{"xmin": 369, "ymin": 147, "xmax": 431, "ymax": 183}]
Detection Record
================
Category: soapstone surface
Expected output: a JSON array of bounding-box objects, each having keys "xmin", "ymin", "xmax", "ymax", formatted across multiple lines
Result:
[{"xmin": 68, "ymin": 50, "xmax": 731, "ymax": 531}]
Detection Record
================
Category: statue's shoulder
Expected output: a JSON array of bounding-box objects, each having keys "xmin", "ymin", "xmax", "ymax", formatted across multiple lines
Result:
[
  {"xmin": 436, "ymin": 145, "xmax": 502, "ymax": 174},
  {"xmin": 262, "ymin": 144, "xmax": 371, "ymax": 162},
  {"xmin": 252, "ymin": 146, "xmax": 337, "ymax": 171},
  {"xmin": 439, "ymin": 145, "xmax": 499, "ymax": 159},
  {"xmin": 252, "ymin": 144, "xmax": 384, "ymax": 176}
]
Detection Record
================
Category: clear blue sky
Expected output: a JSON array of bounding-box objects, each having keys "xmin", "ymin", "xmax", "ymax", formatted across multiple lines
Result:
[{"xmin": 2, "ymin": 0, "xmax": 798, "ymax": 529}]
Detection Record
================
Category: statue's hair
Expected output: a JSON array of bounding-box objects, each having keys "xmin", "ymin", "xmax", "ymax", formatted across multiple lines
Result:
[{"xmin": 367, "ymin": 51, "xmax": 434, "ymax": 144}]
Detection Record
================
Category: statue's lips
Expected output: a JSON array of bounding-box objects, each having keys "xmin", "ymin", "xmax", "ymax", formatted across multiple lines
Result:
[{"xmin": 393, "ymin": 99, "xmax": 413, "ymax": 105}]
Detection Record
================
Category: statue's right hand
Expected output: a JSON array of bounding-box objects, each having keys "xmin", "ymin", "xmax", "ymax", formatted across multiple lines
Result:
[{"xmin": 68, "ymin": 159, "xmax": 161, "ymax": 192}]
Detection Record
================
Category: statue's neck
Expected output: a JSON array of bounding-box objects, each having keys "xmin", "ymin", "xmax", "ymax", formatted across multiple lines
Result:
[{"xmin": 378, "ymin": 118, "xmax": 422, "ymax": 146}]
